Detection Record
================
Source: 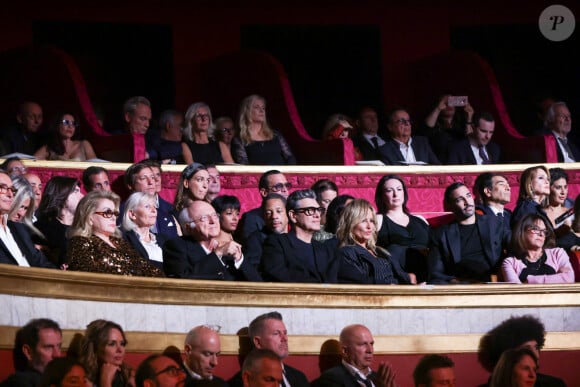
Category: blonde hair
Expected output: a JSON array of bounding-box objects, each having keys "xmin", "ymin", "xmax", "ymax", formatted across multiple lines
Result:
[
  {"xmin": 517, "ymin": 165, "xmax": 550, "ymax": 207},
  {"xmin": 336, "ymin": 198, "xmax": 378, "ymax": 252},
  {"xmin": 183, "ymin": 102, "xmax": 214, "ymax": 141},
  {"xmin": 68, "ymin": 190, "xmax": 121, "ymax": 238},
  {"xmin": 238, "ymin": 94, "xmax": 274, "ymax": 145}
]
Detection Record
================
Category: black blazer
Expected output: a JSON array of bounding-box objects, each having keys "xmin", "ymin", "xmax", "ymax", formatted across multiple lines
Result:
[
  {"xmin": 0, "ymin": 221, "xmax": 55, "ymax": 268},
  {"xmin": 447, "ymin": 138, "xmax": 501, "ymax": 165},
  {"xmin": 122, "ymin": 229, "xmax": 168, "ymax": 270},
  {"xmin": 337, "ymin": 244, "xmax": 410, "ymax": 284},
  {"xmin": 427, "ymin": 215, "xmax": 510, "ymax": 284},
  {"xmin": 261, "ymin": 232, "xmax": 338, "ymax": 283},
  {"xmin": 377, "ymin": 136, "xmax": 440, "ymax": 165},
  {"xmin": 352, "ymin": 133, "xmax": 384, "ymax": 161},
  {"xmin": 545, "ymin": 131, "xmax": 580, "ymax": 162},
  {"xmin": 180, "ymin": 363, "xmax": 229, "ymax": 387},
  {"xmin": 229, "ymin": 364, "xmax": 309, "ymax": 387},
  {"xmin": 312, "ymin": 364, "xmax": 361, "ymax": 387},
  {"xmin": 163, "ymin": 235, "xmax": 262, "ymax": 281},
  {"xmin": 236, "ymin": 207, "xmax": 265, "ymax": 245},
  {"xmin": 476, "ymin": 205, "xmax": 512, "ymax": 231}
]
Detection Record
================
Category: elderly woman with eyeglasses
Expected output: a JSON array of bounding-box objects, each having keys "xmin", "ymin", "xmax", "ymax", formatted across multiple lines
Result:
[
  {"xmin": 502, "ymin": 213, "xmax": 574, "ymax": 284},
  {"xmin": 67, "ymin": 190, "xmax": 162, "ymax": 277},
  {"xmin": 181, "ymin": 102, "xmax": 234, "ymax": 165},
  {"xmin": 34, "ymin": 112, "xmax": 96, "ymax": 161}
]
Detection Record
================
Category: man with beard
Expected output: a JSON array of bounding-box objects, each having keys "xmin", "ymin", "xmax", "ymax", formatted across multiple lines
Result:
[
  {"xmin": 428, "ymin": 182, "xmax": 510, "ymax": 284},
  {"xmin": 136, "ymin": 354, "xmax": 187, "ymax": 387}
]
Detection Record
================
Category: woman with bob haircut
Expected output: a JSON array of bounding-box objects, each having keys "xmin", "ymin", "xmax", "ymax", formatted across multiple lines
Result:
[
  {"xmin": 511, "ymin": 165, "xmax": 550, "ymax": 228},
  {"xmin": 67, "ymin": 190, "xmax": 162, "ymax": 277},
  {"xmin": 502, "ymin": 213, "xmax": 574, "ymax": 284},
  {"xmin": 231, "ymin": 94, "xmax": 296, "ymax": 165},
  {"xmin": 8, "ymin": 175, "xmax": 43, "ymax": 239},
  {"xmin": 335, "ymin": 198, "xmax": 415, "ymax": 284},
  {"xmin": 173, "ymin": 162, "xmax": 209, "ymax": 213},
  {"xmin": 78, "ymin": 319, "xmax": 134, "ymax": 387},
  {"xmin": 489, "ymin": 347, "xmax": 537, "ymax": 387}
]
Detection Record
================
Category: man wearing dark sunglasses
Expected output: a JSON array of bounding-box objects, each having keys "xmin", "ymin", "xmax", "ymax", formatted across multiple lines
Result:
[
  {"xmin": 237, "ymin": 170, "xmax": 292, "ymax": 244},
  {"xmin": 261, "ymin": 189, "xmax": 337, "ymax": 283},
  {"xmin": 0, "ymin": 171, "xmax": 55, "ymax": 268}
]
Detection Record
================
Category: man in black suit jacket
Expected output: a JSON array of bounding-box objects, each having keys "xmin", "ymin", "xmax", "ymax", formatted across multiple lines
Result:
[
  {"xmin": 0, "ymin": 102, "xmax": 44, "ymax": 156},
  {"xmin": 448, "ymin": 112, "xmax": 501, "ymax": 165},
  {"xmin": 377, "ymin": 109, "xmax": 440, "ymax": 165},
  {"xmin": 239, "ymin": 349, "xmax": 283, "ymax": 387},
  {"xmin": 313, "ymin": 324, "xmax": 397, "ymax": 387},
  {"xmin": 261, "ymin": 189, "xmax": 337, "ymax": 283},
  {"xmin": 0, "ymin": 171, "xmax": 55, "ymax": 269},
  {"xmin": 428, "ymin": 182, "xmax": 510, "ymax": 284},
  {"xmin": 474, "ymin": 173, "xmax": 512, "ymax": 230},
  {"xmin": 352, "ymin": 107, "xmax": 387, "ymax": 161},
  {"xmin": 544, "ymin": 101, "xmax": 580, "ymax": 162},
  {"xmin": 229, "ymin": 312, "xmax": 309, "ymax": 387},
  {"xmin": 181, "ymin": 326, "xmax": 229, "ymax": 387},
  {"xmin": 164, "ymin": 200, "xmax": 261, "ymax": 281}
]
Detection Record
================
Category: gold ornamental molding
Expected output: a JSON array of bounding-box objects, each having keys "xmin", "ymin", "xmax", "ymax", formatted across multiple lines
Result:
[{"xmin": 1, "ymin": 265, "xmax": 580, "ymax": 308}]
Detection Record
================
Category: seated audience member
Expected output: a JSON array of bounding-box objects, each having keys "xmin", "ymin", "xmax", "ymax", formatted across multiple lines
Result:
[
  {"xmin": 314, "ymin": 324, "xmax": 397, "ymax": 387},
  {"xmin": 336, "ymin": 198, "xmax": 414, "ymax": 284},
  {"xmin": 502, "ymin": 213, "xmax": 574, "ymax": 284},
  {"xmin": 164, "ymin": 199, "xmax": 260, "ymax": 281},
  {"xmin": 474, "ymin": 172, "xmax": 512, "ymax": 235},
  {"xmin": 181, "ymin": 325, "xmax": 228, "ymax": 387},
  {"xmin": 243, "ymin": 193, "xmax": 289, "ymax": 267},
  {"xmin": 478, "ymin": 315, "xmax": 566, "ymax": 386},
  {"xmin": 0, "ymin": 173, "xmax": 54, "ymax": 267},
  {"xmin": 412, "ymin": 354, "xmax": 456, "ymax": 387},
  {"xmin": 261, "ymin": 189, "xmax": 337, "ymax": 283},
  {"xmin": 8, "ymin": 176, "xmax": 43, "ymax": 239},
  {"xmin": 135, "ymin": 354, "xmax": 186, "ymax": 387},
  {"xmin": 206, "ymin": 165, "xmax": 222, "ymax": 203},
  {"xmin": 35, "ymin": 177, "xmax": 83, "ymax": 266},
  {"xmin": 124, "ymin": 161, "xmax": 179, "ymax": 240},
  {"xmin": 241, "ymin": 349, "xmax": 283, "ymax": 387},
  {"xmin": 557, "ymin": 193, "xmax": 580, "ymax": 252},
  {"xmin": 352, "ymin": 106, "xmax": 385, "ymax": 161},
  {"xmin": 428, "ymin": 182, "xmax": 510, "ymax": 284},
  {"xmin": 231, "ymin": 94, "xmax": 296, "ymax": 165},
  {"xmin": 214, "ymin": 116, "xmax": 236, "ymax": 162},
  {"xmin": 33, "ymin": 112, "xmax": 96, "ymax": 161},
  {"xmin": 421, "ymin": 94, "xmax": 474, "ymax": 163},
  {"xmin": 173, "ymin": 163, "xmax": 210, "ymax": 213},
  {"xmin": 546, "ymin": 168, "xmax": 574, "ymax": 231},
  {"xmin": 147, "ymin": 109, "xmax": 184, "ymax": 164},
  {"xmin": 67, "ymin": 190, "xmax": 163, "ymax": 277},
  {"xmin": 0, "ymin": 318, "xmax": 61, "ymax": 387},
  {"xmin": 121, "ymin": 192, "xmax": 166, "ymax": 270},
  {"xmin": 24, "ymin": 173, "xmax": 42, "ymax": 220},
  {"xmin": 78, "ymin": 319, "xmax": 134, "ymax": 387},
  {"xmin": 322, "ymin": 195, "xmax": 355, "ymax": 239},
  {"xmin": 121, "ymin": 96, "xmax": 152, "ymax": 134},
  {"xmin": 511, "ymin": 166, "xmax": 550, "ymax": 228},
  {"xmin": 543, "ymin": 101, "xmax": 579, "ymax": 162},
  {"xmin": 230, "ymin": 312, "xmax": 308, "ymax": 387},
  {"xmin": 322, "ymin": 114, "xmax": 363, "ymax": 161},
  {"xmin": 1, "ymin": 157, "xmax": 28, "ymax": 176},
  {"xmin": 0, "ymin": 101, "xmax": 44, "ymax": 156},
  {"xmin": 378, "ymin": 108, "xmax": 440, "ymax": 165},
  {"xmin": 488, "ymin": 347, "xmax": 537, "ymax": 387},
  {"xmin": 237, "ymin": 170, "xmax": 292, "ymax": 243},
  {"xmin": 82, "ymin": 166, "xmax": 111, "ymax": 192},
  {"xmin": 211, "ymin": 195, "xmax": 241, "ymax": 245},
  {"xmin": 182, "ymin": 102, "xmax": 233, "ymax": 165},
  {"xmin": 447, "ymin": 112, "xmax": 500, "ymax": 165},
  {"xmin": 311, "ymin": 178, "xmax": 338, "ymax": 238},
  {"xmin": 40, "ymin": 357, "xmax": 90, "ymax": 387},
  {"xmin": 375, "ymin": 174, "xmax": 430, "ymax": 282}
]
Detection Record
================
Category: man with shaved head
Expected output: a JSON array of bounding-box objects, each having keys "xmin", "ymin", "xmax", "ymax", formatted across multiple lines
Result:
[
  {"xmin": 182, "ymin": 325, "xmax": 227, "ymax": 387},
  {"xmin": 313, "ymin": 324, "xmax": 397, "ymax": 387}
]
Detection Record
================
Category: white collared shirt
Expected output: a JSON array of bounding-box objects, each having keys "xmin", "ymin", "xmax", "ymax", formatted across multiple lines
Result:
[
  {"xmin": 553, "ymin": 131, "xmax": 576, "ymax": 162},
  {"xmin": 342, "ymin": 360, "xmax": 374, "ymax": 387},
  {"xmin": 183, "ymin": 361, "xmax": 211, "ymax": 381},
  {"xmin": 137, "ymin": 232, "xmax": 163, "ymax": 262},
  {"xmin": 0, "ymin": 215, "xmax": 30, "ymax": 267},
  {"xmin": 200, "ymin": 242, "xmax": 244, "ymax": 269},
  {"xmin": 470, "ymin": 143, "xmax": 487, "ymax": 165},
  {"xmin": 393, "ymin": 137, "xmax": 416, "ymax": 163},
  {"xmin": 363, "ymin": 134, "xmax": 385, "ymax": 148}
]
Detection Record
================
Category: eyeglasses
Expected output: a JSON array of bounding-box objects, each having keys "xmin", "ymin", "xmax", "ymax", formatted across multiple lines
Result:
[
  {"xmin": 269, "ymin": 182, "xmax": 292, "ymax": 192},
  {"xmin": 94, "ymin": 210, "xmax": 120, "ymax": 218},
  {"xmin": 221, "ymin": 127, "xmax": 233, "ymax": 133},
  {"xmin": 8, "ymin": 166, "xmax": 27, "ymax": 174},
  {"xmin": 193, "ymin": 213, "xmax": 219, "ymax": 223},
  {"xmin": 194, "ymin": 113, "xmax": 210, "ymax": 121},
  {"xmin": 61, "ymin": 119, "xmax": 79, "ymax": 128},
  {"xmin": 526, "ymin": 227, "xmax": 548, "ymax": 236},
  {"xmin": 153, "ymin": 365, "xmax": 185, "ymax": 378},
  {"xmin": 0, "ymin": 184, "xmax": 17, "ymax": 195},
  {"xmin": 293, "ymin": 207, "xmax": 326, "ymax": 216},
  {"xmin": 393, "ymin": 118, "xmax": 412, "ymax": 126}
]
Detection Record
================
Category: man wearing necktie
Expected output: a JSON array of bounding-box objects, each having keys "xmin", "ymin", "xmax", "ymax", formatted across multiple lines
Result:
[
  {"xmin": 544, "ymin": 101, "xmax": 580, "ymax": 163},
  {"xmin": 313, "ymin": 324, "xmax": 398, "ymax": 387},
  {"xmin": 447, "ymin": 112, "xmax": 501, "ymax": 165},
  {"xmin": 474, "ymin": 172, "xmax": 512, "ymax": 230},
  {"xmin": 352, "ymin": 107, "xmax": 387, "ymax": 161}
]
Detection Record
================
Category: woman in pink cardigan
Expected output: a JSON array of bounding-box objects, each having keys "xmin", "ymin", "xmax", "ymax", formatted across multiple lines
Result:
[{"xmin": 502, "ymin": 213, "xmax": 574, "ymax": 283}]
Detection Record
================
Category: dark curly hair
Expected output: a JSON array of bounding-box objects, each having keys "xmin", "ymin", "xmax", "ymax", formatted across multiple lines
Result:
[{"xmin": 478, "ymin": 315, "xmax": 545, "ymax": 372}]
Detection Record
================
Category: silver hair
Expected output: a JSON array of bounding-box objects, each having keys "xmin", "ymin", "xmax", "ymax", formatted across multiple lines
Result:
[
  {"xmin": 544, "ymin": 101, "xmax": 568, "ymax": 129},
  {"xmin": 123, "ymin": 96, "xmax": 151, "ymax": 115},
  {"xmin": 183, "ymin": 102, "xmax": 215, "ymax": 141},
  {"xmin": 121, "ymin": 192, "xmax": 157, "ymax": 232}
]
